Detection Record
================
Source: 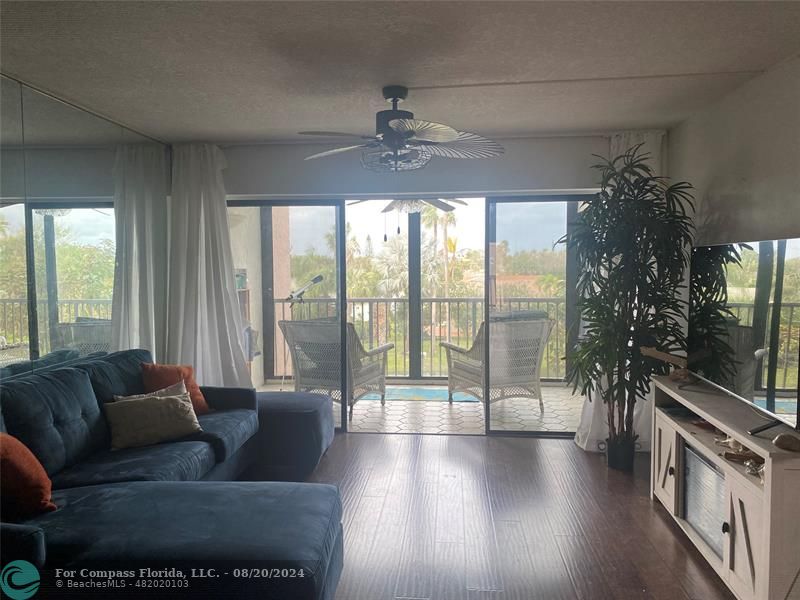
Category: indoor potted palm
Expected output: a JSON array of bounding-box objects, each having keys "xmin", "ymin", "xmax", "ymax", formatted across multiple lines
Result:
[
  {"xmin": 564, "ymin": 144, "xmax": 695, "ymax": 471},
  {"xmin": 688, "ymin": 243, "xmax": 747, "ymax": 383}
]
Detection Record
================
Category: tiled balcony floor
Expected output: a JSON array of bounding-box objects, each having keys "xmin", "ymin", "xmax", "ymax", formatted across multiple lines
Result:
[{"xmin": 259, "ymin": 381, "xmax": 583, "ymax": 435}]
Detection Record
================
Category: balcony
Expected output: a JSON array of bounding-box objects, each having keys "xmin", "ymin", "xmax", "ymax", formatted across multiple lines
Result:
[
  {"xmin": 0, "ymin": 298, "xmax": 112, "ymax": 365},
  {"xmin": 274, "ymin": 296, "xmax": 567, "ymax": 380},
  {"xmin": 2, "ymin": 297, "xmax": 797, "ymax": 393}
]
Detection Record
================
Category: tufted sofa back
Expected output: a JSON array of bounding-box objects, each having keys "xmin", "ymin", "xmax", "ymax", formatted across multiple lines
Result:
[
  {"xmin": 0, "ymin": 349, "xmax": 154, "ymax": 475},
  {"xmin": 72, "ymin": 349, "xmax": 152, "ymax": 403},
  {"xmin": 0, "ymin": 368, "xmax": 108, "ymax": 475}
]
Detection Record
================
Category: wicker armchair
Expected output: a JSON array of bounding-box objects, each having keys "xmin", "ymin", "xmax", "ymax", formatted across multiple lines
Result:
[
  {"xmin": 278, "ymin": 319, "xmax": 394, "ymax": 419},
  {"xmin": 441, "ymin": 318, "xmax": 554, "ymax": 410},
  {"xmin": 55, "ymin": 318, "xmax": 112, "ymax": 356}
]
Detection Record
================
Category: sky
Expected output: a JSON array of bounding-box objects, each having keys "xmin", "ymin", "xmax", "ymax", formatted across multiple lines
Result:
[
  {"xmin": 2, "ymin": 204, "xmax": 114, "ymax": 245},
  {"xmin": 2, "ymin": 201, "xmax": 798, "ymax": 260},
  {"xmin": 288, "ymin": 198, "xmax": 570, "ymax": 256}
]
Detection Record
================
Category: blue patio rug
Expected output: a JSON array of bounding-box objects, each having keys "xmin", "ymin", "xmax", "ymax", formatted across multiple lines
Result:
[
  {"xmin": 753, "ymin": 398, "xmax": 797, "ymax": 415},
  {"xmin": 361, "ymin": 386, "xmax": 479, "ymax": 402}
]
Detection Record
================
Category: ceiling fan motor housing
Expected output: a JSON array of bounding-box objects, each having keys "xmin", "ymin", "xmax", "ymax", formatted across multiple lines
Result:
[{"xmin": 376, "ymin": 109, "xmax": 414, "ymax": 148}]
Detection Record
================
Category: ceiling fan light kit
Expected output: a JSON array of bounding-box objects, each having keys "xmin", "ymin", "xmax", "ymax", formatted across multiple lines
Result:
[{"xmin": 300, "ymin": 85, "xmax": 504, "ymax": 172}]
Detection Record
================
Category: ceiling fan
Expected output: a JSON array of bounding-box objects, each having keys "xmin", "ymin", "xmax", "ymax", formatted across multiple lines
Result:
[
  {"xmin": 299, "ymin": 85, "xmax": 504, "ymax": 172},
  {"xmin": 347, "ymin": 198, "xmax": 468, "ymax": 213}
]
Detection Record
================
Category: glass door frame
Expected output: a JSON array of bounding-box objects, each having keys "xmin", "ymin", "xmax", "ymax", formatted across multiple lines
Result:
[
  {"xmin": 227, "ymin": 198, "xmax": 349, "ymax": 431},
  {"xmin": 484, "ymin": 194, "xmax": 594, "ymax": 437},
  {"xmin": 20, "ymin": 200, "xmax": 115, "ymax": 359},
  {"xmin": 346, "ymin": 199, "xmax": 485, "ymax": 383}
]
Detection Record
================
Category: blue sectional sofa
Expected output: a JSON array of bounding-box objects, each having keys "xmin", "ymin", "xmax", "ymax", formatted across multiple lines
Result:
[{"xmin": 0, "ymin": 349, "xmax": 341, "ymax": 600}]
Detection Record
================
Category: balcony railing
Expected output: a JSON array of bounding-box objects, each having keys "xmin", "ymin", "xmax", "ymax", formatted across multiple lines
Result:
[
  {"xmin": 728, "ymin": 302, "xmax": 799, "ymax": 390},
  {"xmin": 1, "ymin": 297, "xmax": 796, "ymax": 390},
  {"xmin": 275, "ymin": 296, "xmax": 567, "ymax": 379},
  {"xmin": 0, "ymin": 299, "xmax": 112, "ymax": 363}
]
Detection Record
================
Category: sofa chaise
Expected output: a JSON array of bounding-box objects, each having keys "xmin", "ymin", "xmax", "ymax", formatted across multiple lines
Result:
[{"xmin": 0, "ymin": 349, "xmax": 342, "ymax": 600}]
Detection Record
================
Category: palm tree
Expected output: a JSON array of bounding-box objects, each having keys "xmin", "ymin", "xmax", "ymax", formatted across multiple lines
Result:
[
  {"xmin": 421, "ymin": 205, "xmax": 443, "ymax": 330},
  {"xmin": 439, "ymin": 209, "xmax": 457, "ymax": 339},
  {"xmin": 325, "ymin": 223, "xmax": 360, "ymax": 263},
  {"xmin": 421, "ymin": 205, "xmax": 440, "ymax": 250},
  {"xmin": 376, "ymin": 235, "xmax": 409, "ymax": 298}
]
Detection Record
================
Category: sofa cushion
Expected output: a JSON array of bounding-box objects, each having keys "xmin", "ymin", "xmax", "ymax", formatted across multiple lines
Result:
[
  {"xmin": 32, "ymin": 481, "xmax": 343, "ymax": 599},
  {"xmin": 112, "ymin": 379, "xmax": 186, "ymax": 401},
  {"xmin": 104, "ymin": 393, "xmax": 202, "ymax": 450},
  {"xmin": 0, "ymin": 433, "xmax": 58, "ymax": 519},
  {"xmin": 50, "ymin": 441, "xmax": 216, "ymax": 489},
  {"xmin": 142, "ymin": 362, "xmax": 210, "ymax": 415},
  {"xmin": 0, "ymin": 368, "xmax": 107, "ymax": 475},
  {"xmin": 74, "ymin": 349, "xmax": 152, "ymax": 403},
  {"xmin": 1, "ymin": 522, "xmax": 47, "ymax": 567},
  {"xmin": 252, "ymin": 392, "xmax": 334, "ymax": 481},
  {"xmin": 196, "ymin": 409, "xmax": 259, "ymax": 461},
  {"xmin": 0, "ymin": 349, "xmax": 80, "ymax": 379}
]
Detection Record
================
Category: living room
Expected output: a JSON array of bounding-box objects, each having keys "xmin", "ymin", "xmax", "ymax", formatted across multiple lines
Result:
[{"xmin": 1, "ymin": 2, "xmax": 799, "ymax": 599}]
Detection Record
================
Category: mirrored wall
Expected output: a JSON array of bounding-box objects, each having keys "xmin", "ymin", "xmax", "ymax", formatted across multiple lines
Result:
[
  {"xmin": 689, "ymin": 238, "xmax": 800, "ymax": 427},
  {"xmin": 0, "ymin": 75, "xmax": 165, "ymax": 375}
]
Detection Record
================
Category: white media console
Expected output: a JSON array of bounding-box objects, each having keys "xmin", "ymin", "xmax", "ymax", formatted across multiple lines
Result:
[{"xmin": 651, "ymin": 376, "xmax": 800, "ymax": 600}]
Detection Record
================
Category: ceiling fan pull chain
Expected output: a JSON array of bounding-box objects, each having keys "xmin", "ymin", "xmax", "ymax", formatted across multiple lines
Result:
[
  {"xmin": 383, "ymin": 212, "xmax": 388, "ymax": 243},
  {"xmin": 396, "ymin": 212, "xmax": 401, "ymax": 235}
]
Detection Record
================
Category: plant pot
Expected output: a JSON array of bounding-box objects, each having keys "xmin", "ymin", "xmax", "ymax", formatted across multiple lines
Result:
[{"xmin": 606, "ymin": 437, "xmax": 635, "ymax": 472}]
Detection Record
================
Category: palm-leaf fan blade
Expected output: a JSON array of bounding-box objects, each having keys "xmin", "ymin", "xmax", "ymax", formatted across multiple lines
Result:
[
  {"xmin": 381, "ymin": 200, "xmax": 402, "ymax": 213},
  {"xmin": 389, "ymin": 119, "xmax": 460, "ymax": 143},
  {"xmin": 424, "ymin": 199, "xmax": 456, "ymax": 212},
  {"xmin": 423, "ymin": 132, "xmax": 504, "ymax": 159},
  {"xmin": 305, "ymin": 144, "xmax": 372, "ymax": 161},
  {"xmin": 299, "ymin": 131, "xmax": 377, "ymax": 140}
]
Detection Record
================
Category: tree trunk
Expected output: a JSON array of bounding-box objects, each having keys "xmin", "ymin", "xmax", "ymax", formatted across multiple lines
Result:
[{"xmin": 443, "ymin": 219, "xmax": 450, "ymax": 342}]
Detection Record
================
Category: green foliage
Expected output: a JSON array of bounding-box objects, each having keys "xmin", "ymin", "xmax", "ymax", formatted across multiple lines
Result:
[
  {"xmin": 0, "ymin": 215, "xmax": 28, "ymax": 299},
  {"xmin": 688, "ymin": 244, "xmax": 746, "ymax": 383},
  {"xmin": 0, "ymin": 217, "xmax": 115, "ymax": 302},
  {"xmin": 0, "ymin": 213, "xmax": 116, "ymax": 346},
  {"xmin": 563, "ymin": 144, "xmax": 695, "ymax": 442}
]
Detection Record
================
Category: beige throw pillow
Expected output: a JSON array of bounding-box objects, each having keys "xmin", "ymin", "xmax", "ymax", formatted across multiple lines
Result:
[
  {"xmin": 104, "ymin": 393, "xmax": 202, "ymax": 450},
  {"xmin": 112, "ymin": 380, "xmax": 186, "ymax": 402}
]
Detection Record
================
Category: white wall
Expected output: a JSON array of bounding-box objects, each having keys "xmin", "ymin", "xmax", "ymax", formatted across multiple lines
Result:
[
  {"xmin": 1, "ymin": 146, "xmax": 115, "ymax": 202},
  {"xmin": 222, "ymin": 135, "xmax": 607, "ymax": 198},
  {"xmin": 669, "ymin": 55, "xmax": 800, "ymax": 245}
]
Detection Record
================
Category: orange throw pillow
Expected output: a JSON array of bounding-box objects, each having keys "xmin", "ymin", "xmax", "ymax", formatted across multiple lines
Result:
[
  {"xmin": 0, "ymin": 433, "xmax": 57, "ymax": 519},
  {"xmin": 141, "ymin": 363, "xmax": 211, "ymax": 415}
]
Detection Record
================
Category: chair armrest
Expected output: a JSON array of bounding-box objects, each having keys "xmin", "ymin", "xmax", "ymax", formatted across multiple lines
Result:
[
  {"xmin": 363, "ymin": 343, "xmax": 395, "ymax": 357},
  {"xmin": 199, "ymin": 386, "xmax": 257, "ymax": 411},
  {"xmin": 1, "ymin": 522, "xmax": 46, "ymax": 567},
  {"xmin": 440, "ymin": 341, "xmax": 469, "ymax": 355}
]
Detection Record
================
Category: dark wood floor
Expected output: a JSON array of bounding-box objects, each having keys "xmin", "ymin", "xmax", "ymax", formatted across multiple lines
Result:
[{"xmin": 309, "ymin": 432, "xmax": 734, "ymax": 600}]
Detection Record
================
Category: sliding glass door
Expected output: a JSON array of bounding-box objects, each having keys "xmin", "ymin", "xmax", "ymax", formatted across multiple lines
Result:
[
  {"xmin": 485, "ymin": 197, "xmax": 581, "ymax": 435},
  {"xmin": 0, "ymin": 203, "xmax": 30, "ymax": 366},
  {"xmin": 344, "ymin": 200, "xmax": 410, "ymax": 378},
  {"xmin": 30, "ymin": 206, "xmax": 116, "ymax": 357},
  {"xmin": 228, "ymin": 201, "xmax": 347, "ymax": 429},
  {"xmin": 420, "ymin": 198, "xmax": 485, "ymax": 378}
]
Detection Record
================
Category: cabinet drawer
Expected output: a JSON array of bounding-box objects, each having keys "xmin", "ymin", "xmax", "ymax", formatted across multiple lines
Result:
[{"xmin": 653, "ymin": 412, "xmax": 679, "ymax": 513}]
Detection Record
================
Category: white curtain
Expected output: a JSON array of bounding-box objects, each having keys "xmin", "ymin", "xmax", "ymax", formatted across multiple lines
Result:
[
  {"xmin": 574, "ymin": 130, "xmax": 667, "ymax": 453},
  {"xmin": 164, "ymin": 144, "xmax": 250, "ymax": 387},
  {"xmin": 111, "ymin": 143, "xmax": 169, "ymax": 360}
]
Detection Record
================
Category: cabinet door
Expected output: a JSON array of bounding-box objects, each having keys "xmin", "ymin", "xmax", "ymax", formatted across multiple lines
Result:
[
  {"xmin": 725, "ymin": 479, "xmax": 764, "ymax": 600},
  {"xmin": 653, "ymin": 414, "xmax": 678, "ymax": 512}
]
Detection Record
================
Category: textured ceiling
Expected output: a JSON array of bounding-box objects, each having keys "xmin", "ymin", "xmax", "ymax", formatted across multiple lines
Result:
[
  {"xmin": 1, "ymin": 76, "xmax": 151, "ymax": 146},
  {"xmin": 1, "ymin": 1, "xmax": 799, "ymax": 143}
]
